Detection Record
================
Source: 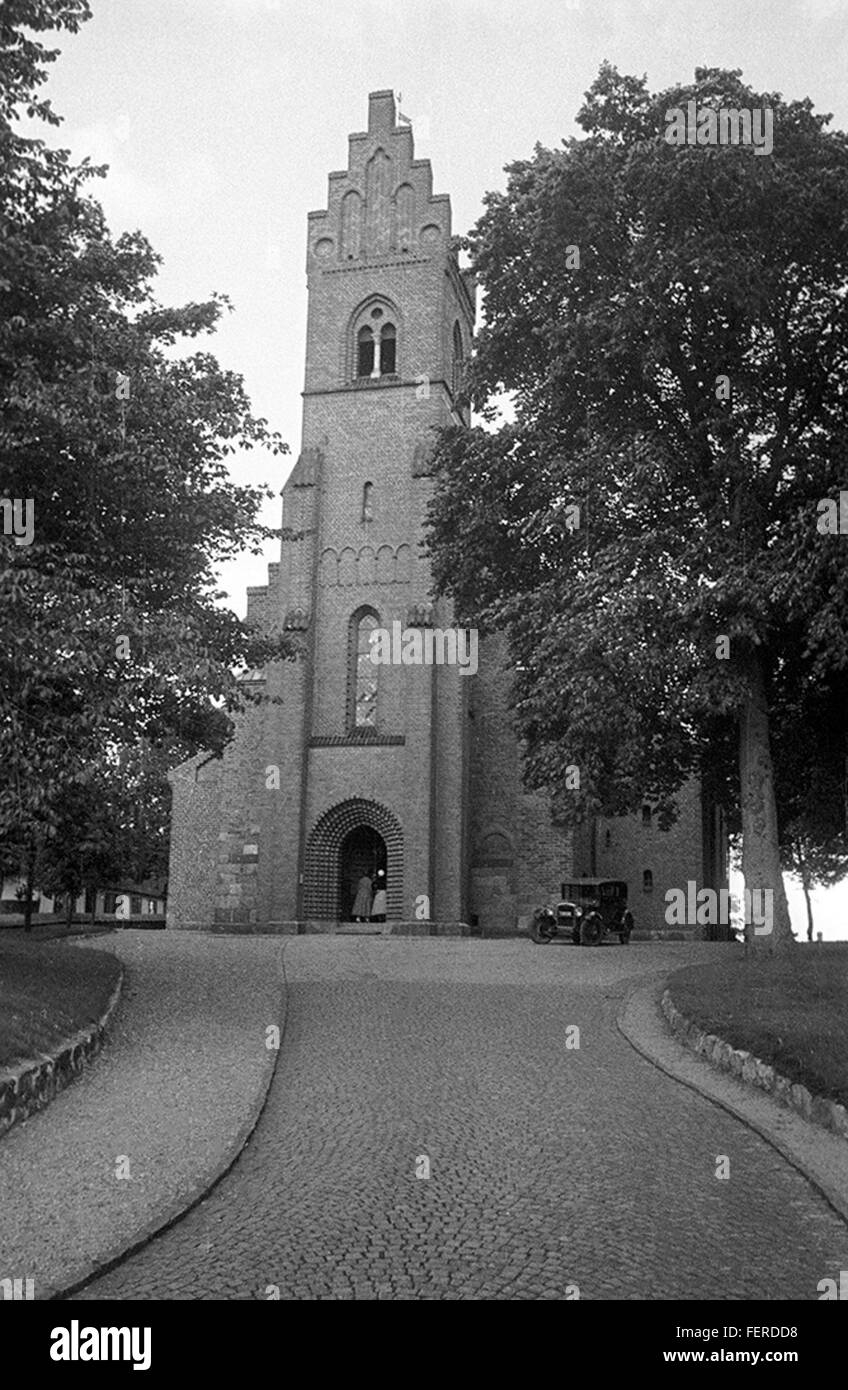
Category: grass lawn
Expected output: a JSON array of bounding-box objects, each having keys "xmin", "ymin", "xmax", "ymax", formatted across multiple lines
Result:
[
  {"xmin": 668, "ymin": 943, "xmax": 848, "ymax": 1110},
  {"xmin": 0, "ymin": 940, "xmax": 123, "ymax": 1071}
]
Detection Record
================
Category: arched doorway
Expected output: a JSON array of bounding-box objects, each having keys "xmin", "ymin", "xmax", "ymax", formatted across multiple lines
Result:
[
  {"xmin": 303, "ymin": 797, "xmax": 403, "ymax": 921},
  {"xmin": 339, "ymin": 825, "xmax": 387, "ymax": 920}
]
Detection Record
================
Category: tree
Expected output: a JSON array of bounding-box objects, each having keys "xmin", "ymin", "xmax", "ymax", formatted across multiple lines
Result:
[
  {"xmin": 34, "ymin": 781, "xmax": 114, "ymax": 928},
  {"xmin": 425, "ymin": 64, "xmax": 848, "ymax": 950},
  {"xmin": 772, "ymin": 683, "xmax": 848, "ymax": 938},
  {"xmin": 783, "ymin": 830, "xmax": 847, "ymax": 941},
  {"xmin": 33, "ymin": 744, "xmax": 172, "ymax": 927},
  {"xmin": 0, "ymin": 0, "xmax": 300, "ymax": 898}
]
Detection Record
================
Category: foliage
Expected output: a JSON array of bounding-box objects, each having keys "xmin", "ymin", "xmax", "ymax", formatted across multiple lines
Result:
[
  {"xmin": 0, "ymin": 0, "xmax": 299, "ymax": 902},
  {"xmin": 426, "ymin": 64, "xmax": 848, "ymax": 944}
]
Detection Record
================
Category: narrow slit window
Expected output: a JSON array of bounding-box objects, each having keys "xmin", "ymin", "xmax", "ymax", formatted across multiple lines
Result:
[{"xmin": 452, "ymin": 321, "xmax": 463, "ymax": 397}]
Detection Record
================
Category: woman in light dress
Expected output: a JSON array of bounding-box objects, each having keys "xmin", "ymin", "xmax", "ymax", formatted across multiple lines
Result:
[
  {"xmin": 351, "ymin": 873, "xmax": 373, "ymax": 922},
  {"xmin": 371, "ymin": 869, "xmax": 387, "ymax": 923}
]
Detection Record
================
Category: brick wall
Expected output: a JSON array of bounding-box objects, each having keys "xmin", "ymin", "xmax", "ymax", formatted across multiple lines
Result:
[
  {"xmin": 167, "ymin": 757, "xmax": 225, "ymax": 930},
  {"xmin": 593, "ymin": 780, "xmax": 725, "ymax": 938},
  {"xmin": 469, "ymin": 633, "xmax": 573, "ymax": 933}
]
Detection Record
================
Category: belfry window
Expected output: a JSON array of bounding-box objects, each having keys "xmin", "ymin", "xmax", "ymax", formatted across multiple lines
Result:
[
  {"xmin": 349, "ymin": 607, "xmax": 379, "ymax": 729},
  {"xmin": 351, "ymin": 300, "xmax": 400, "ymax": 382},
  {"xmin": 380, "ymin": 323, "xmax": 396, "ymax": 375},
  {"xmin": 357, "ymin": 327, "xmax": 375, "ymax": 378},
  {"xmin": 362, "ymin": 481, "xmax": 373, "ymax": 522}
]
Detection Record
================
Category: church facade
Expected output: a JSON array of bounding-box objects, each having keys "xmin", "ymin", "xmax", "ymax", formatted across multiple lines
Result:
[{"xmin": 167, "ymin": 92, "xmax": 726, "ymax": 938}]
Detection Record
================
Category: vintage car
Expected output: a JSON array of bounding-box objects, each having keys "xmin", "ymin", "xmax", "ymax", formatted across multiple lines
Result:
[{"xmin": 529, "ymin": 878, "xmax": 632, "ymax": 946}]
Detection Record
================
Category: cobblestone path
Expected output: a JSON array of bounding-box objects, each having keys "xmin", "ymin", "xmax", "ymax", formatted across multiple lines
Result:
[{"xmin": 75, "ymin": 938, "xmax": 848, "ymax": 1300}]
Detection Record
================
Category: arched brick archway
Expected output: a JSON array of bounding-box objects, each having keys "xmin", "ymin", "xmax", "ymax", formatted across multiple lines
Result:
[{"xmin": 303, "ymin": 798, "xmax": 403, "ymax": 921}]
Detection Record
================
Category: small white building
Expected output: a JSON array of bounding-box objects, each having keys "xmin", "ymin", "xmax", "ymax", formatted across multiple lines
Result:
[{"xmin": 0, "ymin": 878, "xmax": 167, "ymax": 923}]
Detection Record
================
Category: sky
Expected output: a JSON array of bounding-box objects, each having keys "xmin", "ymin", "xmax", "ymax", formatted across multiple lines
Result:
[{"xmin": 28, "ymin": 0, "xmax": 848, "ymax": 938}]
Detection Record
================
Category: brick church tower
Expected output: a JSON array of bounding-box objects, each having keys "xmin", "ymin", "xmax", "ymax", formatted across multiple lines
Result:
[{"xmin": 167, "ymin": 92, "xmax": 726, "ymax": 937}]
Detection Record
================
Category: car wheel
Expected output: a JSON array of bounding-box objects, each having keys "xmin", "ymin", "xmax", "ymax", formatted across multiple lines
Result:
[
  {"xmin": 580, "ymin": 913, "xmax": 604, "ymax": 946},
  {"xmin": 530, "ymin": 911, "xmax": 555, "ymax": 944}
]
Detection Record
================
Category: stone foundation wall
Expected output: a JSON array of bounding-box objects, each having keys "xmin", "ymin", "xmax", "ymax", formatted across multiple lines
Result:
[
  {"xmin": 179, "ymin": 920, "xmax": 469, "ymax": 937},
  {"xmin": 0, "ymin": 968, "xmax": 124, "ymax": 1138}
]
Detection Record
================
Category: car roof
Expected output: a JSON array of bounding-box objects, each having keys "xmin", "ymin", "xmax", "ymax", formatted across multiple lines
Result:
[{"xmin": 563, "ymin": 878, "xmax": 626, "ymax": 887}]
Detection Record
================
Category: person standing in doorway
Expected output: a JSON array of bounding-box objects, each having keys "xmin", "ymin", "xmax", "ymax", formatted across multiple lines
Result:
[
  {"xmin": 371, "ymin": 869, "xmax": 387, "ymax": 923},
  {"xmin": 351, "ymin": 872, "xmax": 373, "ymax": 922}
]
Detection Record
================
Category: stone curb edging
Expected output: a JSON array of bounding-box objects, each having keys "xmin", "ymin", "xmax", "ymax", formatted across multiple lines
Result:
[
  {"xmin": 0, "ymin": 968, "xmax": 125, "ymax": 1140},
  {"xmin": 50, "ymin": 948, "xmax": 290, "ymax": 1301},
  {"xmin": 617, "ymin": 975, "xmax": 848, "ymax": 1233},
  {"xmin": 661, "ymin": 987, "xmax": 848, "ymax": 1143}
]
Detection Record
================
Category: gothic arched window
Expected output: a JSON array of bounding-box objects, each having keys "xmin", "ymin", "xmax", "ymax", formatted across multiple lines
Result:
[
  {"xmin": 350, "ymin": 299, "xmax": 400, "ymax": 382},
  {"xmin": 348, "ymin": 607, "xmax": 380, "ymax": 729}
]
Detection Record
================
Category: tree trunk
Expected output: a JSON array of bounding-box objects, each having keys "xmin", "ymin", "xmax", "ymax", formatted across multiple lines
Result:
[
  {"xmin": 800, "ymin": 870, "xmax": 814, "ymax": 942},
  {"xmin": 22, "ymin": 848, "xmax": 35, "ymax": 934},
  {"xmin": 738, "ymin": 649, "xmax": 793, "ymax": 950},
  {"xmin": 65, "ymin": 891, "xmax": 74, "ymax": 929}
]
